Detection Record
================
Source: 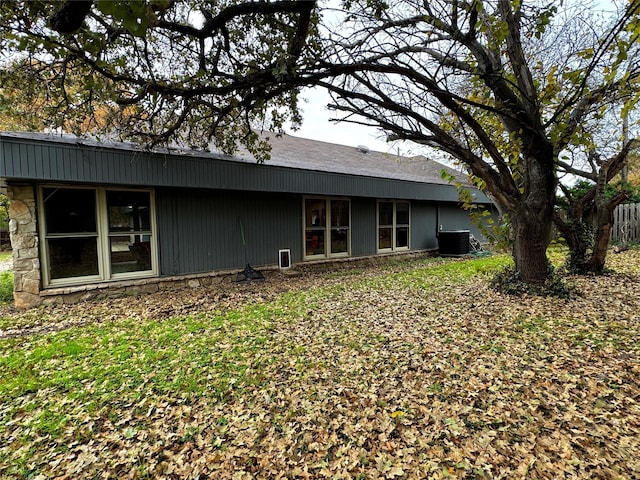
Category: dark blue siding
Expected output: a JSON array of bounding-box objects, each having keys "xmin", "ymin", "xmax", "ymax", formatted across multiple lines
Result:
[
  {"xmin": 154, "ymin": 194, "xmax": 482, "ymax": 275},
  {"xmin": 156, "ymin": 188, "xmax": 301, "ymax": 274},
  {"xmin": 1, "ymin": 135, "xmax": 491, "ymax": 203},
  {"xmin": 437, "ymin": 203, "xmax": 499, "ymax": 242},
  {"xmin": 351, "ymin": 198, "xmax": 375, "ymax": 256},
  {"xmin": 2, "ymin": 135, "xmax": 499, "ymax": 278},
  {"xmin": 411, "ymin": 202, "xmax": 438, "ymax": 250}
]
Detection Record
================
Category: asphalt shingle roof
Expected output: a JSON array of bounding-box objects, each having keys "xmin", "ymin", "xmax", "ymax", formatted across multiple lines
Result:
[{"xmin": 247, "ymin": 133, "xmax": 467, "ymax": 186}]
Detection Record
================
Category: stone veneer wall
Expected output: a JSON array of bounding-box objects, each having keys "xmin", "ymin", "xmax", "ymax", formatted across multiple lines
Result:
[{"xmin": 7, "ymin": 184, "xmax": 42, "ymax": 309}]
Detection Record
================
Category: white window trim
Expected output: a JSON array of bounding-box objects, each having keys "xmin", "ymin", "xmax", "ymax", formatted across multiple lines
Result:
[
  {"xmin": 38, "ymin": 185, "xmax": 158, "ymax": 288},
  {"xmin": 303, "ymin": 196, "xmax": 351, "ymax": 260},
  {"xmin": 377, "ymin": 200, "xmax": 411, "ymax": 253}
]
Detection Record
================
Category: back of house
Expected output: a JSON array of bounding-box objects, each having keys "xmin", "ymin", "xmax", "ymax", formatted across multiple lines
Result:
[{"xmin": 0, "ymin": 131, "xmax": 496, "ymax": 308}]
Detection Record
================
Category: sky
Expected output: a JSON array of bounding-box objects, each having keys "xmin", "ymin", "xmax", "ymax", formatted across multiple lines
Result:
[
  {"xmin": 286, "ymin": 86, "xmax": 429, "ymax": 161},
  {"xmin": 286, "ymin": 0, "xmax": 624, "ymax": 161},
  {"xmin": 287, "ymin": 87, "xmax": 394, "ymax": 153}
]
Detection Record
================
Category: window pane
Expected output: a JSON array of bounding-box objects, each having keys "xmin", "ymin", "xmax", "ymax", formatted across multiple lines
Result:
[
  {"xmin": 331, "ymin": 200, "xmax": 349, "ymax": 227},
  {"xmin": 43, "ymin": 188, "xmax": 96, "ymax": 234},
  {"xmin": 107, "ymin": 191, "xmax": 151, "ymax": 232},
  {"xmin": 396, "ymin": 227, "xmax": 409, "ymax": 248},
  {"xmin": 396, "ymin": 202, "xmax": 410, "ymax": 225},
  {"xmin": 48, "ymin": 237, "xmax": 98, "ymax": 279},
  {"xmin": 379, "ymin": 227, "xmax": 392, "ymax": 250},
  {"xmin": 111, "ymin": 236, "xmax": 151, "ymax": 273},
  {"xmin": 331, "ymin": 228, "xmax": 348, "ymax": 254},
  {"xmin": 379, "ymin": 202, "xmax": 393, "ymax": 226},
  {"xmin": 305, "ymin": 199, "xmax": 326, "ymax": 228},
  {"xmin": 305, "ymin": 230, "xmax": 325, "ymax": 256}
]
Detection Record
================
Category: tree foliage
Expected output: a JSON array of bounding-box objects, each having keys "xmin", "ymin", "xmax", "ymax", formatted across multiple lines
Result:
[
  {"xmin": 1, "ymin": 0, "xmax": 640, "ymax": 285},
  {"xmin": 0, "ymin": 0, "xmax": 318, "ymax": 155}
]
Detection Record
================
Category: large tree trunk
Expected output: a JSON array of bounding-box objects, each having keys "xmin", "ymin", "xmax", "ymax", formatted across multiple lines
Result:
[
  {"xmin": 555, "ymin": 191, "xmax": 626, "ymax": 274},
  {"xmin": 557, "ymin": 146, "xmax": 633, "ymax": 273},
  {"xmin": 553, "ymin": 212, "xmax": 591, "ymax": 273},
  {"xmin": 589, "ymin": 221, "xmax": 612, "ymax": 272},
  {"xmin": 511, "ymin": 205, "xmax": 553, "ymax": 284},
  {"xmin": 503, "ymin": 145, "xmax": 557, "ymax": 285}
]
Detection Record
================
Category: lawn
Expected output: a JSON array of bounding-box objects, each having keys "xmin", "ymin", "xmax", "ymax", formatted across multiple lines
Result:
[{"xmin": 0, "ymin": 251, "xmax": 638, "ymax": 479}]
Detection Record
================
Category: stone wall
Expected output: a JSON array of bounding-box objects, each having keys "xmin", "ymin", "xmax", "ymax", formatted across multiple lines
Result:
[
  {"xmin": 39, "ymin": 271, "xmax": 234, "ymax": 306},
  {"xmin": 7, "ymin": 184, "xmax": 42, "ymax": 309}
]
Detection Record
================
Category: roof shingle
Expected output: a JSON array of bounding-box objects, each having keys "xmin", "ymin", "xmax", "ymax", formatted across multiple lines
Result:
[{"xmin": 246, "ymin": 133, "xmax": 468, "ymax": 186}]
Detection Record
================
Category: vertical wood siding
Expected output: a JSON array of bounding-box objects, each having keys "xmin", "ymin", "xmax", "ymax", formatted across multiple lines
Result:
[
  {"xmin": 156, "ymin": 188, "xmax": 301, "ymax": 274},
  {"xmin": 411, "ymin": 202, "xmax": 438, "ymax": 250},
  {"xmin": 350, "ymin": 198, "xmax": 376, "ymax": 256},
  {"xmin": 155, "ymin": 194, "xmax": 479, "ymax": 276},
  {"xmin": 1, "ymin": 136, "xmax": 485, "ymax": 203},
  {"xmin": 1, "ymin": 136, "xmax": 500, "ymax": 278},
  {"xmin": 437, "ymin": 204, "xmax": 498, "ymax": 242},
  {"xmin": 438, "ymin": 204, "xmax": 474, "ymax": 232}
]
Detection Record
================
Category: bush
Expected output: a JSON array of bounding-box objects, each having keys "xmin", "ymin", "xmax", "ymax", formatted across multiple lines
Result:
[
  {"xmin": 490, "ymin": 264, "xmax": 573, "ymax": 298},
  {"xmin": 0, "ymin": 271, "xmax": 14, "ymax": 302}
]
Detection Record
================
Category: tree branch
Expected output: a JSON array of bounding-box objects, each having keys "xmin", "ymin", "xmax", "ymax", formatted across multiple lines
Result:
[{"xmin": 49, "ymin": 0, "xmax": 93, "ymax": 34}]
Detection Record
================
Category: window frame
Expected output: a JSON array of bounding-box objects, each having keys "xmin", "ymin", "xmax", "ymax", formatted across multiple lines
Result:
[
  {"xmin": 303, "ymin": 196, "xmax": 351, "ymax": 260},
  {"xmin": 377, "ymin": 200, "xmax": 411, "ymax": 253},
  {"xmin": 38, "ymin": 185, "xmax": 158, "ymax": 288}
]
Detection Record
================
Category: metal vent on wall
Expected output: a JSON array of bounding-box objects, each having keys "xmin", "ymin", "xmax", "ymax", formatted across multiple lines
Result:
[{"xmin": 279, "ymin": 249, "xmax": 291, "ymax": 269}]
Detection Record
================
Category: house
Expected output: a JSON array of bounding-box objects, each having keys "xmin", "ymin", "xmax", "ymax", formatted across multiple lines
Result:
[{"xmin": 0, "ymin": 131, "xmax": 496, "ymax": 308}]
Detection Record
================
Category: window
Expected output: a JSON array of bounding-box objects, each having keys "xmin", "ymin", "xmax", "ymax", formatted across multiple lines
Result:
[
  {"xmin": 107, "ymin": 191, "xmax": 153, "ymax": 274},
  {"xmin": 40, "ymin": 186, "xmax": 156, "ymax": 287},
  {"xmin": 304, "ymin": 197, "xmax": 350, "ymax": 258},
  {"xmin": 378, "ymin": 200, "xmax": 410, "ymax": 252}
]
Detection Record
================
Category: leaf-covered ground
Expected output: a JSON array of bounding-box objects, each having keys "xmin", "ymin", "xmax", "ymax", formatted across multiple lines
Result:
[{"xmin": 0, "ymin": 251, "xmax": 638, "ymax": 479}]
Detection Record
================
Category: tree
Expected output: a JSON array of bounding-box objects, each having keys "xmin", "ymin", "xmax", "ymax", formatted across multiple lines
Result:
[
  {"xmin": 1, "ymin": 0, "xmax": 639, "ymax": 285},
  {"xmin": 0, "ymin": 58, "xmax": 132, "ymax": 133},
  {"xmin": 555, "ymin": 141, "xmax": 639, "ymax": 273},
  {"xmin": 310, "ymin": 0, "xmax": 640, "ymax": 285},
  {"xmin": 0, "ymin": 0, "xmax": 318, "ymax": 156},
  {"xmin": 554, "ymin": 68, "xmax": 640, "ymax": 273}
]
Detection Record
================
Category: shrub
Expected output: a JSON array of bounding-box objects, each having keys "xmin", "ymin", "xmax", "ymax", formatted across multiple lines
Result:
[{"xmin": 490, "ymin": 264, "xmax": 573, "ymax": 298}]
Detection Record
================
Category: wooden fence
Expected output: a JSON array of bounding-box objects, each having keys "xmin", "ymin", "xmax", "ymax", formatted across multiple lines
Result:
[{"xmin": 612, "ymin": 203, "xmax": 640, "ymax": 244}]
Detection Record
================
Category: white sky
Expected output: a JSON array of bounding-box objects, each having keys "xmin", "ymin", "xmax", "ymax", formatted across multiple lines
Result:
[
  {"xmin": 286, "ymin": 0, "xmax": 624, "ymax": 160},
  {"xmin": 287, "ymin": 87, "xmax": 392, "ymax": 152},
  {"xmin": 287, "ymin": 86, "xmax": 429, "ymax": 159}
]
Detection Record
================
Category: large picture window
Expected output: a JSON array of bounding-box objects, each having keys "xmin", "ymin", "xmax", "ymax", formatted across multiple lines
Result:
[
  {"xmin": 378, "ymin": 200, "xmax": 410, "ymax": 252},
  {"xmin": 40, "ymin": 186, "xmax": 156, "ymax": 287},
  {"xmin": 304, "ymin": 197, "xmax": 350, "ymax": 259}
]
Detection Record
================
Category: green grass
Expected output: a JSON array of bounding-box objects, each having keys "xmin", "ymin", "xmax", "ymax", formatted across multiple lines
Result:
[
  {"xmin": 1, "ymin": 251, "xmax": 638, "ymax": 478},
  {"xmin": 1, "ymin": 305, "xmax": 279, "ymax": 399},
  {"xmin": 0, "ymin": 310, "xmax": 279, "ymax": 464},
  {"xmin": 0, "ymin": 251, "xmax": 11, "ymax": 263},
  {"xmin": 0, "ymin": 271, "xmax": 13, "ymax": 303},
  {"xmin": 0, "ymin": 255, "xmax": 509, "ymax": 452}
]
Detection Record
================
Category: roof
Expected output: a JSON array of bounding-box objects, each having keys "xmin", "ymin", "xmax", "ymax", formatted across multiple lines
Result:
[
  {"xmin": 243, "ymin": 133, "xmax": 467, "ymax": 186},
  {"xmin": 0, "ymin": 130, "xmax": 467, "ymax": 186}
]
